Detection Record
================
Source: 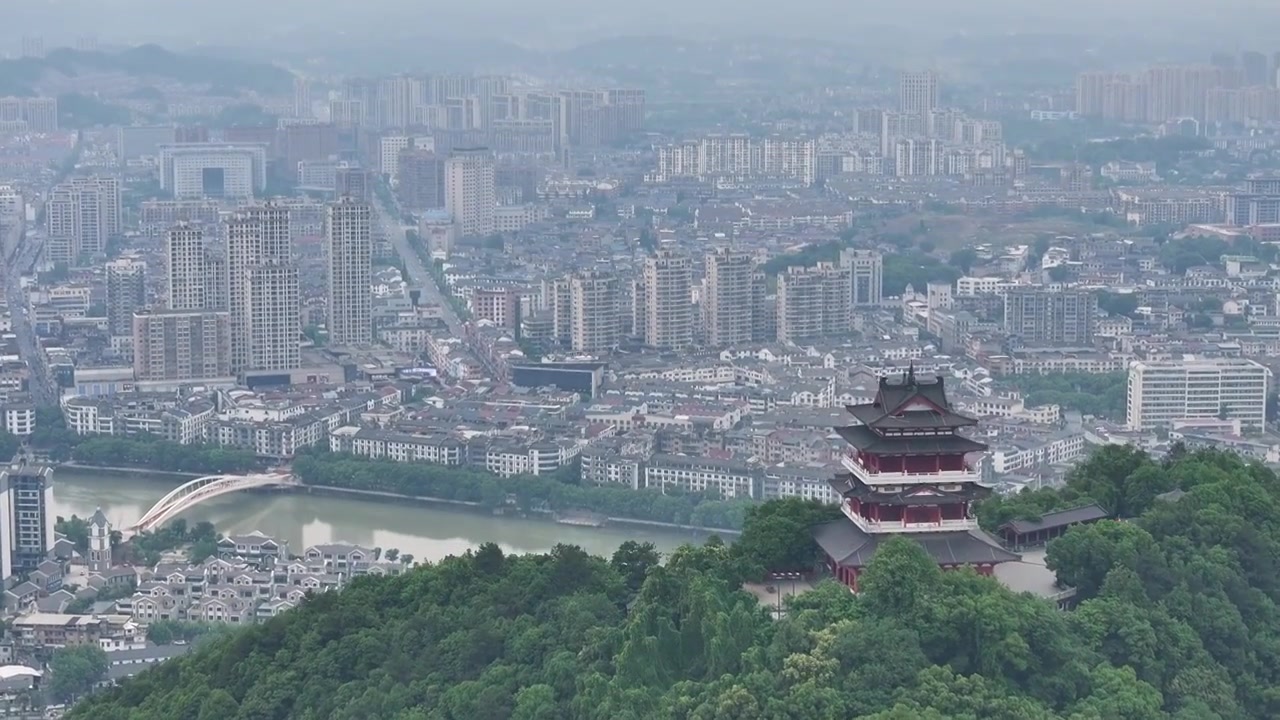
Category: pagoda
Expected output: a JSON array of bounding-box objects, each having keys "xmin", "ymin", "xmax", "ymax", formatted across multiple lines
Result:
[{"xmin": 813, "ymin": 367, "xmax": 1018, "ymax": 591}]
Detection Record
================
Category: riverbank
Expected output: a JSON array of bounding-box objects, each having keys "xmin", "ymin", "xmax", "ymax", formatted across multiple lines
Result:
[
  {"xmin": 56, "ymin": 463, "xmax": 202, "ymax": 480},
  {"xmin": 58, "ymin": 463, "xmax": 741, "ymax": 538},
  {"xmin": 299, "ymin": 484, "xmax": 740, "ymax": 536}
]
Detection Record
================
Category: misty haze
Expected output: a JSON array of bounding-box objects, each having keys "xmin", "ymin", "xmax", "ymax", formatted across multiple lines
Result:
[{"xmin": 0, "ymin": 2, "xmax": 1277, "ymax": 719}]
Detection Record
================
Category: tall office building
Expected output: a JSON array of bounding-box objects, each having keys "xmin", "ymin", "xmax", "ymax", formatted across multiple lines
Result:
[
  {"xmin": 159, "ymin": 143, "xmax": 268, "ymax": 199},
  {"xmin": 899, "ymin": 70, "xmax": 940, "ymax": 117},
  {"xmin": 1126, "ymin": 358, "xmax": 1270, "ymax": 431},
  {"xmin": 570, "ymin": 271, "xmax": 620, "ymax": 353},
  {"xmin": 841, "ymin": 249, "xmax": 884, "ymax": 306},
  {"xmin": 227, "ymin": 204, "xmax": 299, "ymax": 373},
  {"xmin": 705, "ymin": 248, "xmax": 755, "ymax": 347},
  {"xmin": 643, "ymin": 248, "xmax": 693, "ymax": 350},
  {"xmin": 326, "ymin": 198, "xmax": 374, "ymax": 346},
  {"xmin": 0, "ymin": 457, "xmax": 54, "ymax": 575},
  {"xmin": 1003, "ymin": 288, "xmax": 1097, "ymax": 346},
  {"xmin": 776, "ymin": 263, "xmax": 852, "ymax": 342},
  {"xmin": 105, "ymin": 259, "xmax": 147, "ymax": 336},
  {"xmin": 444, "ymin": 147, "xmax": 497, "ymax": 237},
  {"xmin": 167, "ymin": 223, "xmax": 207, "ymax": 311},
  {"xmin": 132, "ymin": 310, "xmax": 232, "ymax": 382}
]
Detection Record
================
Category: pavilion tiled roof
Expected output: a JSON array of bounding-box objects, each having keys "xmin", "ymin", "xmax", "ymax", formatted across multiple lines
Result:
[{"xmin": 812, "ymin": 518, "xmax": 1019, "ymax": 569}]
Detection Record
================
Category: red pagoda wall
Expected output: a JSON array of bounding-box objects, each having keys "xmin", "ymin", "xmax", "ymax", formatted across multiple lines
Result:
[{"xmin": 825, "ymin": 555, "xmax": 997, "ymax": 593}]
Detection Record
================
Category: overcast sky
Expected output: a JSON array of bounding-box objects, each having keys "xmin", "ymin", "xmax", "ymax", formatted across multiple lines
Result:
[{"xmin": 7, "ymin": 0, "xmax": 1279, "ymax": 51}]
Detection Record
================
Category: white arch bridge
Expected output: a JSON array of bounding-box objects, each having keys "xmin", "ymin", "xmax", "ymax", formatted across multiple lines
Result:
[{"xmin": 128, "ymin": 473, "xmax": 298, "ymax": 534}]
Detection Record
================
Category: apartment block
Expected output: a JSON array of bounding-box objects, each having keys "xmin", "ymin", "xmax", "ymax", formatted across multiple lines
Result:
[
  {"xmin": 776, "ymin": 262, "xmax": 851, "ymax": 342},
  {"xmin": 1126, "ymin": 358, "xmax": 1270, "ymax": 431}
]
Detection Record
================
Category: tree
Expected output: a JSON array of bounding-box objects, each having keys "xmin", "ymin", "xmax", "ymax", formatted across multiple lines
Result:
[
  {"xmin": 1046, "ymin": 521, "xmax": 1161, "ymax": 599},
  {"xmin": 49, "ymin": 644, "xmax": 108, "ymax": 703},
  {"xmin": 949, "ymin": 248, "xmax": 978, "ymax": 273},
  {"xmin": 611, "ymin": 541, "xmax": 661, "ymax": 594},
  {"xmin": 384, "ymin": 548, "xmax": 400, "ymax": 562},
  {"xmin": 730, "ymin": 498, "xmax": 841, "ymax": 578}
]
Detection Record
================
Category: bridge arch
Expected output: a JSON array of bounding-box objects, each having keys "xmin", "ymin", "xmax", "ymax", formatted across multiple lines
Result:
[{"xmin": 129, "ymin": 473, "xmax": 297, "ymax": 534}]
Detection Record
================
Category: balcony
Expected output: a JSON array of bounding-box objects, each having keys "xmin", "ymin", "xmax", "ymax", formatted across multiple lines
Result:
[
  {"xmin": 841, "ymin": 503, "xmax": 978, "ymax": 534},
  {"xmin": 841, "ymin": 453, "xmax": 981, "ymax": 484}
]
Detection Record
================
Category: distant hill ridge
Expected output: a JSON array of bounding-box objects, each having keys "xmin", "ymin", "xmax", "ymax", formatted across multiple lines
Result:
[{"xmin": 0, "ymin": 44, "xmax": 294, "ymax": 97}]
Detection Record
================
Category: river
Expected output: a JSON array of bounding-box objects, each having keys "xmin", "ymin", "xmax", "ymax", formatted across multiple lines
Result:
[{"xmin": 51, "ymin": 470, "xmax": 708, "ymax": 562}]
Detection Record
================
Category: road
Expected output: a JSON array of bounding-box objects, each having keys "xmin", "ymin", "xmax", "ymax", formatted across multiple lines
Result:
[
  {"xmin": 374, "ymin": 188, "xmax": 464, "ymax": 338},
  {"xmin": 4, "ymin": 228, "xmax": 56, "ymax": 407}
]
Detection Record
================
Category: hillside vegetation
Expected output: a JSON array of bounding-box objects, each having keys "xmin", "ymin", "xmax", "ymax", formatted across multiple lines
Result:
[
  {"xmin": 69, "ymin": 446, "xmax": 1280, "ymax": 719},
  {"xmin": 0, "ymin": 45, "xmax": 293, "ymax": 96}
]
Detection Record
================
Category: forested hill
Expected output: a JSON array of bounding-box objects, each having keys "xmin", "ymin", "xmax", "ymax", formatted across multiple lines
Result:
[
  {"xmin": 72, "ymin": 446, "xmax": 1280, "ymax": 719},
  {"xmin": 0, "ymin": 45, "xmax": 293, "ymax": 96}
]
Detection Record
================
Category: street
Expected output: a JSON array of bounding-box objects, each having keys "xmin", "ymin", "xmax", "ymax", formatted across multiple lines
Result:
[
  {"xmin": 3, "ymin": 229, "xmax": 56, "ymax": 407},
  {"xmin": 374, "ymin": 189, "xmax": 464, "ymax": 338}
]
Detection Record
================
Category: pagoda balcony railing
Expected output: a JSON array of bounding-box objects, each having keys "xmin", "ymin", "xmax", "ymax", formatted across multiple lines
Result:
[
  {"xmin": 844, "ymin": 507, "xmax": 979, "ymax": 534},
  {"xmin": 841, "ymin": 453, "xmax": 981, "ymax": 483}
]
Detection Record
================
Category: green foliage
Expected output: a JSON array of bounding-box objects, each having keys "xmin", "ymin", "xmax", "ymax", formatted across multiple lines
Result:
[
  {"xmin": 147, "ymin": 620, "xmax": 230, "ymax": 646},
  {"xmin": 1027, "ymin": 134, "xmax": 1209, "ymax": 172},
  {"xmin": 67, "ymin": 446, "xmax": 1280, "ymax": 720},
  {"xmin": 730, "ymin": 498, "xmax": 842, "ymax": 578},
  {"xmin": 130, "ymin": 519, "xmax": 218, "ymax": 566},
  {"xmin": 0, "ymin": 430, "xmax": 17, "ymax": 462},
  {"xmin": 1158, "ymin": 235, "xmax": 1278, "ymax": 275},
  {"xmin": 0, "ymin": 45, "xmax": 293, "ymax": 96},
  {"xmin": 49, "ymin": 644, "xmax": 108, "ymax": 703},
  {"xmin": 293, "ymin": 452, "xmax": 752, "ymax": 530},
  {"xmin": 1002, "ymin": 372, "xmax": 1128, "ymax": 420},
  {"xmin": 57, "ymin": 92, "xmax": 132, "ymax": 128},
  {"xmin": 883, "ymin": 251, "xmax": 961, "ymax": 296},
  {"xmin": 760, "ymin": 241, "xmax": 842, "ymax": 276},
  {"xmin": 56, "ymin": 514, "xmax": 92, "ymax": 553},
  {"xmin": 1098, "ymin": 291, "xmax": 1139, "ymax": 318},
  {"xmin": 71, "ymin": 435, "xmax": 257, "ymax": 474}
]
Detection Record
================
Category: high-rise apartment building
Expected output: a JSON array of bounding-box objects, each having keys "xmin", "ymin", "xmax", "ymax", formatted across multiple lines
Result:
[
  {"xmin": 841, "ymin": 249, "xmax": 883, "ymax": 306},
  {"xmin": 0, "ymin": 457, "xmax": 54, "ymax": 575},
  {"xmin": 444, "ymin": 147, "xmax": 497, "ymax": 237},
  {"xmin": 398, "ymin": 150, "xmax": 446, "ymax": 210},
  {"xmin": 326, "ymin": 198, "xmax": 373, "ymax": 346},
  {"xmin": 167, "ymin": 223, "xmax": 207, "ymax": 311},
  {"xmin": 334, "ymin": 166, "xmax": 372, "ymax": 203},
  {"xmin": 105, "ymin": 259, "xmax": 147, "ymax": 336},
  {"xmin": 293, "ymin": 77, "xmax": 312, "ymax": 118},
  {"xmin": 227, "ymin": 205, "xmax": 299, "ymax": 373},
  {"xmin": 132, "ymin": 310, "xmax": 232, "ymax": 382},
  {"xmin": 1242, "ymin": 51, "xmax": 1269, "ymax": 87},
  {"xmin": 705, "ymin": 248, "xmax": 755, "ymax": 347},
  {"xmin": 642, "ymin": 248, "xmax": 693, "ymax": 350},
  {"xmin": 1126, "ymin": 358, "xmax": 1270, "ymax": 431},
  {"xmin": 776, "ymin": 263, "xmax": 852, "ymax": 342},
  {"xmin": 1075, "ymin": 71, "xmax": 1121, "ymax": 116},
  {"xmin": 899, "ymin": 70, "xmax": 940, "ymax": 117},
  {"xmin": 45, "ymin": 176, "xmax": 121, "ymax": 262},
  {"xmin": 1003, "ymin": 288, "xmax": 1097, "ymax": 346},
  {"xmin": 570, "ymin": 271, "xmax": 620, "ymax": 353}
]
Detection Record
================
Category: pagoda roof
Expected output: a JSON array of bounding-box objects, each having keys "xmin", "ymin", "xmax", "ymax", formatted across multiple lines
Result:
[
  {"xmin": 813, "ymin": 518, "xmax": 1020, "ymax": 569},
  {"xmin": 845, "ymin": 368, "xmax": 977, "ymax": 430},
  {"xmin": 836, "ymin": 425, "xmax": 989, "ymax": 455},
  {"xmin": 828, "ymin": 474, "xmax": 992, "ymax": 505}
]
